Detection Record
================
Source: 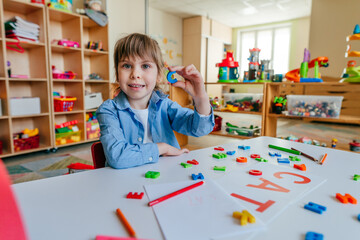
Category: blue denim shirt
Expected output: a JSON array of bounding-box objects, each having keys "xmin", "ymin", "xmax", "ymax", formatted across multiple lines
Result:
[{"xmin": 96, "ymin": 90, "xmax": 214, "ymax": 169}]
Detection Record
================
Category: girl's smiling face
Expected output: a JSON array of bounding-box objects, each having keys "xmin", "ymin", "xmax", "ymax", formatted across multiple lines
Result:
[{"xmin": 117, "ymin": 56, "xmax": 159, "ymax": 109}]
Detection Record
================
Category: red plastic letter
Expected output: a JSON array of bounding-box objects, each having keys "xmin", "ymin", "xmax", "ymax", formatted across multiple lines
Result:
[
  {"xmin": 273, "ymin": 172, "xmax": 311, "ymax": 184},
  {"xmin": 247, "ymin": 178, "xmax": 290, "ymax": 193},
  {"xmin": 231, "ymin": 193, "xmax": 275, "ymax": 213}
]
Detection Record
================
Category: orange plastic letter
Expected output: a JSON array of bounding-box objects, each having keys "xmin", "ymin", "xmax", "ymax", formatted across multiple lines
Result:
[
  {"xmin": 273, "ymin": 172, "xmax": 311, "ymax": 184},
  {"xmin": 246, "ymin": 178, "xmax": 290, "ymax": 193},
  {"xmin": 231, "ymin": 193, "xmax": 276, "ymax": 213}
]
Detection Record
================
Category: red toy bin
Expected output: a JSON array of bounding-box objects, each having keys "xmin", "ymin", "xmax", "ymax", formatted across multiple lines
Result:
[
  {"xmin": 13, "ymin": 135, "xmax": 40, "ymax": 152},
  {"xmin": 54, "ymin": 96, "xmax": 77, "ymax": 112},
  {"xmin": 213, "ymin": 115, "xmax": 222, "ymax": 132}
]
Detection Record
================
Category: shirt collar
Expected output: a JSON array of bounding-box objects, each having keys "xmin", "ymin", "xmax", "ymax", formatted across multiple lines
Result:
[{"xmin": 113, "ymin": 90, "xmax": 168, "ymax": 111}]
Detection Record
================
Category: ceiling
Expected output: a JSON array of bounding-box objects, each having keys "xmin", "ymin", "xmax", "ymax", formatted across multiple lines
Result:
[{"xmin": 149, "ymin": 0, "xmax": 312, "ymax": 28}]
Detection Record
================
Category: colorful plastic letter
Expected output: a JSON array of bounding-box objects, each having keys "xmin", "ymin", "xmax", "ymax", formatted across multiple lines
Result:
[
  {"xmin": 354, "ymin": 174, "xmax": 360, "ymax": 181},
  {"xmin": 358, "ymin": 214, "xmax": 360, "ymax": 221},
  {"xmin": 166, "ymin": 71, "xmax": 177, "ymax": 83},
  {"xmin": 236, "ymin": 157, "xmax": 247, "ymax": 163},
  {"xmin": 335, "ymin": 193, "xmax": 357, "ymax": 204},
  {"xmin": 187, "ymin": 159, "xmax": 199, "ymax": 165},
  {"xmin": 233, "ymin": 210, "xmax": 256, "ymax": 226},
  {"xmin": 238, "ymin": 145, "xmax": 250, "ymax": 150},
  {"xmin": 268, "ymin": 151, "xmax": 275, "ymax": 157},
  {"xmin": 277, "ymin": 158, "xmax": 290, "ymax": 164},
  {"xmin": 181, "ymin": 162, "xmax": 192, "ymax": 168},
  {"xmin": 214, "ymin": 147, "xmax": 224, "ymax": 151},
  {"xmin": 304, "ymin": 202, "xmax": 327, "ymax": 214},
  {"xmin": 294, "ymin": 164, "xmax": 306, "ymax": 171},
  {"xmin": 305, "ymin": 231, "xmax": 324, "ymax": 240},
  {"xmin": 226, "ymin": 150, "xmax": 236, "ymax": 155},
  {"xmin": 213, "ymin": 166, "xmax": 226, "ymax": 171},
  {"xmin": 289, "ymin": 155, "xmax": 301, "ymax": 161},
  {"xmin": 275, "ymin": 152, "xmax": 281, "ymax": 157},
  {"xmin": 249, "ymin": 170, "xmax": 262, "ymax": 176},
  {"xmin": 126, "ymin": 192, "xmax": 144, "ymax": 199},
  {"xmin": 191, "ymin": 173, "xmax": 204, "ymax": 180},
  {"xmin": 250, "ymin": 154, "xmax": 260, "ymax": 159},
  {"xmin": 212, "ymin": 153, "xmax": 227, "ymax": 159},
  {"xmin": 255, "ymin": 157, "xmax": 268, "ymax": 162},
  {"xmin": 145, "ymin": 171, "xmax": 160, "ymax": 179}
]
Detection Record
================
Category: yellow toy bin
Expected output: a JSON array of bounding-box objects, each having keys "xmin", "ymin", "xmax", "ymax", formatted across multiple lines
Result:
[{"xmin": 55, "ymin": 131, "xmax": 82, "ymax": 145}]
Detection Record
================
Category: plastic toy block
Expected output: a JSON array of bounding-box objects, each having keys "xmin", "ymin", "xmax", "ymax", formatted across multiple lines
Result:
[
  {"xmin": 213, "ymin": 166, "xmax": 226, "ymax": 171},
  {"xmin": 250, "ymin": 154, "xmax": 260, "ymax": 159},
  {"xmin": 304, "ymin": 202, "xmax": 327, "ymax": 214},
  {"xmin": 353, "ymin": 173, "xmax": 360, "ymax": 181},
  {"xmin": 212, "ymin": 153, "xmax": 227, "ymax": 159},
  {"xmin": 192, "ymin": 173, "xmax": 204, "ymax": 180},
  {"xmin": 238, "ymin": 145, "xmax": 250, "ymax": 150},
  {"xmin": 236, "ymin": 157, "xmax": 247, "ymax": 163},
  {"xmin": 181, "ymin": 162, "xmax": 193, "ymax": 168},
  {"xmin": 214, "ymin": 147, "xmax": 224, "ymax": 151},
  {"xmin": 255, "ymin": 157, "xmax": 268, "ymax": 162},
  {"xmin": 187, "ymin": 159, "xmax": 199, "ymax": 165},
  {"xmin": 126, "ymin": 192, "xmax": 144, "ymax": 199},
  {"xmin": 289, "ymin": 155, "xmax": 301, "ymax": 161},
  {"xmin": 249, "ymin": 170, "xmax": 262, "ymax": 176},
  {"xmin": 226, "ymin": 151, "xmax": 236, "ymax": 155},
  {"xmin": 335, "ymin": 193, "xmax": 357, "ymax": 204},
  {"xmin": 305, "ymin": 231, "xmax": 324, "ymax": 240},
  {"xmin": 277, "ymin": 158, "xmax": 290, "ymax": 164},
  {"xmin": 275, "ymin": 152, "xmax": 282, "ymax": 157},
  {"xmin": 145, "ymin": 171, "xmax": 160, "ymax": 179},
  {"xmin": 233, "ymin": 210, "xmax": 256, "ymax": 226},
  {"xmin": 294, "ymin": 164, "xmax": 306, "ymax": 171}
]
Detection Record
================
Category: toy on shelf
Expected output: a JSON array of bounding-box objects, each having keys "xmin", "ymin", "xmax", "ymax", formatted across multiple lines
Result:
[
  {"xmin": 55, "ymin": 120, "xmax": 81, "ymax": 145},
  {"xmin": 280, "ymin": 135, "xmax": 327, "ymax": 147},
  {"xmin": 86, "ymin": 112, "xmax": 100, "ymax": 139},
  {"xmin": 345, "ymin": 24, "xmax": 360, "ymax": 58},
  {"xmin": 13, "ymin": 128, "xmax": 40, "ymax": 151},
  {"xmin": 285, "ymin": 48, "xmax": 328, "ymax": 82},
  {"xmin": 331, "ymin": 138, "xmax": 337, "ymax": 148},
  {"xmin": 48, "ymin": 0, "xmax": 73, "ymax": 13},
  {"xmin": 243, "ymin": 48, "xmax": 276, "ymax": 82},
  {"xmin": 31, "ymin": 0, "xmax": 45, "ymax": 4},
  {"xmin": 216, "ymin": 51, "xmax": 239, "ymax": 83},
  {"xmin": 273, "ymin": 96, "xmax": 287, "ymax": 114},
  {"xmin": 86, "ymin": 41, "xmax": 103, "ymax": 51},
  {"xmin": 225, "ymin": 122, "xmax": 261, "ymax": 137},
  {"xmin": 341, "ymin": 60, "xmax": 360, "ymax": 82},
  {"xmin": 209, "ymin": 97, "xmax": 221, "ymax": 110},
  {"xmin": 53, "ymin": 92, "xmax": 77, "ymax": 112},
  {"xmin": 86, "ymin": 73, "xmax": 103, "ymax": 80},
  {"xmin": 349, "ymin": 140, "xmax": 360, "ymax": 152},
  {"xmin": 222, "ymin": 93, "xmax": 262, "ymax": 112},
  {"xmin": 57, "ymin": 39, "xmax": 80, "ymax": 48},
  {"xmin": 52, "ymin": 65, "xmax": 77, "ymax": 79},
  {"xmin": 212, "ymin": 115, "xmax": 222, "ymax": 132},
  {"xmin": 6, "ymin": 61, "xmax": 29, "ymax": 78}
]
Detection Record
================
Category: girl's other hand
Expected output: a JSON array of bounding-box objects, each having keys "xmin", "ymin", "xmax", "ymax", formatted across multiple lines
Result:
[{"xmin": 157, "ymin": 142, "xmax": 190, "ymax": 156}]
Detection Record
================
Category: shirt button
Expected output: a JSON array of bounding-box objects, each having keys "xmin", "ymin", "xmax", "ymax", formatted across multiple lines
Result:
[
  {"xmin": 149, "ymin": 157, "xmax": 153, "ymax": 162},
  {"xmin": 138, "ymin": 137, "xmax": 142, "ymax": 142}
]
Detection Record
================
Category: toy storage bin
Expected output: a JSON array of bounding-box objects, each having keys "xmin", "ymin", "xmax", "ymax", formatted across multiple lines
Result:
[
  {"xmin": 55, "ymin": 130, "xmax": 82, "ymax": 145},
  {"xmin": 86, "ymin": 119, "xmax": 100, "ymax": 139},
  {"xmin": 54, "ymin": 96, "xmax": 77, "ymax": 112},
  {"xmin": 223, "ymin": 93, "xmax": 263, "ymax": 111},
  {"xmin": 286, "ymin": 95, "xmax": 343, "ymax": 119},
  {"xmin": 212, "ymin": 115, "xmax": 222, "ymax": 132},
  {"xmin": 13, "ymin": 135, "xmax": 40, "ymax": 152},
  {"xmin": 225, "ymin": 126, "xmax": 261, "ymax": 137}
]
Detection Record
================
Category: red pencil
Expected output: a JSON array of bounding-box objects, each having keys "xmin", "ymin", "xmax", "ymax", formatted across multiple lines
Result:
[{"xmin": 148, "ymin": 181, "xmax": 204, "ymax": 206}]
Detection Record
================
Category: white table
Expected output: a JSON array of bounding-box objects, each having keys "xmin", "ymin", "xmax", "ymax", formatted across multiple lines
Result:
[{"xmin": 12, "ymin": 137, "xmax": 360, "ymax": 240}]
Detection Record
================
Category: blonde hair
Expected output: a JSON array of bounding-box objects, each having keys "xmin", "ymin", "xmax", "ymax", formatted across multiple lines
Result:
[{"xmin": 113, "ymin": 33, "xmax": 164, "ymax": 93}]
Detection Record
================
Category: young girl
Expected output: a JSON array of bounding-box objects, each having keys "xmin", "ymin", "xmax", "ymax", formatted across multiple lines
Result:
[{"xmin": 96, "ymin": 33, "xmax": 214, "ymax": 169}]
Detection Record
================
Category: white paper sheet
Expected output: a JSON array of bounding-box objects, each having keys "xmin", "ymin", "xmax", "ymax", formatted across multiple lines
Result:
[
  {"xmin": 144, "ymin": 179, "xmax": 266, "ymax": 240},
  {"xmin": 216, "ymin": 163, "xmax": 326, "ymax": 224}
]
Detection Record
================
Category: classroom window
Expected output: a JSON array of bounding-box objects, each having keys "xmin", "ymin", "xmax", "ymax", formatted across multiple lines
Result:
[{"xmin": 237, "ymin": 24, "xmax": 291, "ymax": 78}]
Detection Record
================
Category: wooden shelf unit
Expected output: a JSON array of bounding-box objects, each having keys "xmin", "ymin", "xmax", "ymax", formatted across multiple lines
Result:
[{"xmin": 0, "ymin": 1, "xmax": 109, "ymax": 158}]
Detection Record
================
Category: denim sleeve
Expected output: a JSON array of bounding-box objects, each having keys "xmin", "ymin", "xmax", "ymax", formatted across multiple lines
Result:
[
  {"xmin": 167, "ymin": 100, "xmax": 215, "ymax": 137},
  {"xmin": 96, "ymin": 102, "xmax": 159, "ymax": 169}
]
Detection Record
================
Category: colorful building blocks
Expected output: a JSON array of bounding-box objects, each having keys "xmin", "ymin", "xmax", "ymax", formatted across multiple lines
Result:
[
  {"xmin": 192, "ymin": 173, "xmax": 204, "ymax": 180},
  {"xmin": 226, "ymin": 151, "xmax": 236, "ymax": 155},
  {"xmin": 126, "ymin": 192, "xmax": 144, "ymax": 200},
  {"xmin": 305, "ymin": 231, "xmax": 324, "ymax": 240},
  {"xmin": 181, "ymin": 163, "xmax": 193, "ymax": 168},
  {"xmin": 213, "ymin": 166, "xmax": 226, "ymax": 171},
  {"xmin": 238, "ymin": 145, "xmax": 250, "ymax": 150},
  {"xmin": 145, "ymin": 171, "xmax": 160, "ymax": 179},
  {"xmin": 294, "ymin": 164, "xmax": 306, "ymax": 171},
  {"xmin": 289, "ymin": 155, "xmax": 301, "ymax": 161},
  {"xmin": 212, "ymin": 153, "xmax": 227, "ymax": 159},
  {"xmin": 335, "ymin": 193, "xmax": 357, "ymax": 204},
  {"xmin": 354, "ymin": 174, "xmax": 360, "ymax": 181},
  {"xmin": 233, "ymin": 210, "xmax": 256, "ymax": 226},
  {"xmin": 255, "ymin": 157, "xmax": 268, "ymax": 162},
  {"xmin": 187, "ymin": 159, "xmax": 199, "ymax": 165},
  {"xmin": 214, "ymin": 147, "xmax": 224, "ymax": 151},
  {"xmin": 236, "ymin": 157, "xmax": 247, "ymax": 163},
  {"xmin": 250, "ymin": 154, "xmax": 260, "ymax": 159},
  {"xmin": 304, "ymin": 202, "xmax": 327, "ymax": 214},
  {"xmin": 249, "ymin": 170, "xmax": 262, "ymax": 176},
  {"xmin": 277, "ymin": 158, "xmax": 290, "ymax": 164}
]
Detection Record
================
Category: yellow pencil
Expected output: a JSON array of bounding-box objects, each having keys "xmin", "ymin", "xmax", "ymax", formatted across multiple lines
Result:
[{"xmin": 116, "ymin": 208, "xmax": 137, "ymax": 238}]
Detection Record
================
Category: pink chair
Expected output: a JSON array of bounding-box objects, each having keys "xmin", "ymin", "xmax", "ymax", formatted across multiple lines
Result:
[
  {"xmin": 91, "ymin": 141, "xmax": 106, "ymax": 169},
  {"xmin": 0, "ymin": 159, "xmax": 28, "ymax": 240}
]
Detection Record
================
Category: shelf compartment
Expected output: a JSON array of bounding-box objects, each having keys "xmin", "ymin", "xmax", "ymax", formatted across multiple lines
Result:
[
  {"xmin": 267, "ymin": 113, "xmax": 360, "ymax": 125},
  {"xmin": 0, "ymin": 42, "xmax": 5, "ymax": 77},
  {"xmin": 0, "ymin": 81, "xmax": 8, "ymax": 116},
  {"xmin": 85, "ymin": 82, "xmax": 109, "ymax": 103},
  {"xmin": 50, "ymin": 51, "xmax": 82, "ymax": 80},
  {"xmin": 6, "ymin": 46, "xmax": 47, "ymax": 79},
  {"xmin": 82, "ymin": 17, "xmax": 108, "ymax": 51},
  {"xmin": 52, "ymin": 82, "xmax": 84, "ymax": 111},
  {"xmin": 0, "ymin": 119, "xmax": 11, "ymax": 156},
  {"xmin": 51, "ymin": 44, "xmax": 81, "ymax": 53},
  {"xmin": 11, "ymin": 115, "xmax": 51, "ymax": 152},
  {"xmin": 83, "ymin": 54, "xmax": 109, "ymax": 82},
  {"xmin": 8, "ymin": 81, "xmax": 49, "ymax": 114},
  {"xmin": 3, "ymin": 1, "xmax": 46, "ymax": 43},
  {"xmin": 83, "ymin": 49, "xmax": 108, "ymax": 56},
  {"xmin": 54, "ymin": 113, "xmax": 84, "ymax": 146}
]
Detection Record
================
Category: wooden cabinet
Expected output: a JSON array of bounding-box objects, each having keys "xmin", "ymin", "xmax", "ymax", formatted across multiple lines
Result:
[{"xmin": 0, "ymin": 0, "xmax": 109, "ymax": 158}]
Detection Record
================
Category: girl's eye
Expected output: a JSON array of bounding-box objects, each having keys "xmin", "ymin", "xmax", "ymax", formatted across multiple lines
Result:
[
  {"xmin": 142, "ymin": 64, "xmax": 150, "ymax": 69},
  {"xmin": 122, "ymin": 64, "xmax": 131, "ymax": 69}
]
